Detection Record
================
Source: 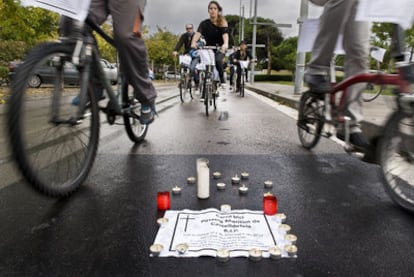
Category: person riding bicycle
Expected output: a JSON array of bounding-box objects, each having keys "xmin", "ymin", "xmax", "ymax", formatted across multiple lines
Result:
[
  {"xmin": 190, "ymin": 1, "xmax": 229, "ymax": 91},
  {"xmin": 60, "ymin": 0, "xmax": 157, "ymax": 125},
  {"xmin": 173, "ymin": 24, "xmax": 200, "ymax": 89},
  {"xmin": 228, "ymin": 46, "xmax": 238, "ymax": 91},
  {"xmin": 304, "ymin": 0, "xmax": 370, "ymax": 149},
  {"xmin": 233, "ymin": 40, "xmax": 253, "ymax": 93}
]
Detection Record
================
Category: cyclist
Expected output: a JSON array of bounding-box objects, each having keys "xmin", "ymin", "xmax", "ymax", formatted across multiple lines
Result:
[
  {"xmin": 61, "ymin": 0, "xmax": 157, "ymax": 124},
  {"xmin": 233, "ymin": 40, "xmax": 253, "ymax": 93},
  {"xmin": 191, "ymin": 1, "xmax": 229, "ymax": 91},
  {"xmin": 304, "ymin": 0, "xmax": 370, "ymax": 149},
  {"xmin": 173, "ymin": 24, "xmax": 200, "ymax": 89},
  {"xmin": 228, "ymin": 46, "xmax": 238, "ymax": 91}
]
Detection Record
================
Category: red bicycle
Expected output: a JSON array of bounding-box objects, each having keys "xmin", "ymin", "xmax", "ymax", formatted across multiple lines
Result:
[{"xmin": 297, "ymin": 25, "xmax": 414, "ymax": 212}]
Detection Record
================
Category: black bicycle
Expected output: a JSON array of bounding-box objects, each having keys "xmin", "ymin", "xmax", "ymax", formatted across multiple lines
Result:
[
  {"xmin": 7, "ymin": 17, "xmax": 149, "ymax": 197},
  {"xmin": 198, "ymin": 46, "xmax": 220, "ymax": 116},
  {"xmin": 178, "ymin": 54, "xmax": 193, "ymax": 103}
]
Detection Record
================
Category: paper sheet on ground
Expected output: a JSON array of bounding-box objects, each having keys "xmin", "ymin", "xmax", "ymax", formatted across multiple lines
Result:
[
  {"xmin": 151, "ymin": 208, "xmax": 294, "ymax": 258},
  {"xmin": 21, "ymin": 0, "xmax": 91, "ymax": 22}
]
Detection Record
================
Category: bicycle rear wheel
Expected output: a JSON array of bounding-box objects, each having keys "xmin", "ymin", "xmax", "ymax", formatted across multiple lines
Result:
[
  {"xmin": 7, "ymin": 42, "xmax": 100, "ymax": 197},
  {"xmin": 363, "ymin": 83, "xmax": 384, "ymax": 102},
  {"xmin": 123, "ymin": 94, "xmax": 148, "ymax": 143},
  {"xmin": 179, "ymin": 73, "xmax": 192, "ymax": 103},
  {"xmin": 297, "ymin": 91, "xmax": 324, "ymax": 149},
  {"xmin": 379, "ymin": 110, "xmax": 414, "ymax": 212}
]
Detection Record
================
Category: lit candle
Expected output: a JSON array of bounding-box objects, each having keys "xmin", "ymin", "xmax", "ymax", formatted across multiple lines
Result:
[
  {"xmin": 176, "ymin": 243, "xmax": 189, "ymax": 255},
  {"xmin": 278, "ymin": 224, "xmax": 291, "ymax": 234},
  {"xmin": 263, "ymin": 193, "xmax": 278, "ymax": 215},
  {"xmin": 216, "ymin": 248, "xmax": 230, "ymax": 262},
  {"xmin": 241, "ymin": 172, "xmax": 249, "ymax": 179},
  {"xmin": 284, "ymin": 245, "xmax": 298, "ymax": 257},
  {"xmin": 248, "ymin": 248, "xmax": 262, "ymax": 261},
  {"xmin": 216, "ymin": 182, "xmax": 226, "ymax": 190},
  {"xmin": 156, "ymin": 217, "xmax": 169, "ymax": 226},
  {"xmin": 268, "ymin": 246, "xmax": 282, "ymax": 260},
  {"xmin": 220, "ymin": 204, "xmax": 231, "ymax": 212},
  {"xmin": 285, "ymin": 234, "xmax": 297, "ymax": 245},
  {"xmin": 172, "ymin": 185, "xmax": 182, "ymax": 195},
  {"xmin": 275, "ymin": 213, "xmax": 287, "ymax": 223},
  {"xmin": 231, "ymin": 174, "xmax": 240, "ymax": 184},
  {"xmin": 149, "ymin": 243, "xmax": 164, "ymax": 256},
  {"xmin": 157, "ymin": 191, "xmax": 170, "ymax": 211},
  {"xmin": 213, "ymin": 171, "xmax": 222, "ymax": 179},
  {"xmin": 197, "ymin": 158, "xmax": 210, "ymax": 199},
  {"xmin": 238, "ymin": 184, "xmax": 248, "ymax": 195},
  {"xmin": 264, "ymin": 180, "xmax": 273, "ymax": 188},
  {"xmin": 187, "ymin": 176, "xmax": 196, "ymax": 184}
]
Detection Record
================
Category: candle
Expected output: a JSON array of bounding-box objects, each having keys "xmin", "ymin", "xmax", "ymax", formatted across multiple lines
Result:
[
  {"xmin": 263, "ymin": 193, "xmax": 278, "ymax": 215},
  {"xmin": 216, "ymin": 182, "xmax": 226, "ymax": 190},
  {"xmin": 278, "ymin": 224, "xmax": 291, "ymax": 234},
  {"xmin": 156, "ymin": 217, "xmax": 169, "ymax": 226},
  {"xmin": 187, "ymin": 176, "xmax": 196, "ymax": 184},
  {"xmin": 220, "ymin": 204, "xmax": 231, "ymax": 212},
  {"xmin": 241, "ymin": 172, "xmax": 249, "ymax": 179},
  {"xmin": 172, "ymin": 185, "xmax": 182, "ymax": 195},
  {"xmin": 157, "ymin": 191, "xmax": 170, "ymax": 211},
  {"xmin": 216, "ymin": 248, "xmax": 230, "ymax": 262},
  {"xmin": 264, "ymin": 180, "xmax": 273, "ymax": 188},
  {"xmin": 238, "ymin": 184, "xmax": 248, "ymax": 195},
  {"xmin": 285, "ymin": 234, "xmax": 298, "ymax": 245},
  {"xmin": 176, "ymin": 243, "xmax": 189, "ymax": 254},
  {"xmin": 275, "ymin": 213, "xmax": 287, "ymax": 223},
  {"xmin": 196, "ymin": 158, "xmax": 210, "ymax": 199},
  {"xmin": 285, "ymin": 245, "xmax": 298, "ymax": 257},
  {"xmin": 149, "ymin": 243, "xmax": 164, "ymax": 256},
  {"xmin": 213, "ymin": 171, "xmax": 222, "ymax": 179},
  {"xmin": 248, "ymin": 248, "xmax": 262, "ymax": 261},
  {"xmin": 231, "ymin": 174, "xmax": 240, "ymax": 184},
  {"xmin": 268, "ymin": 246, "xmax": 282, "ymax": 260}
]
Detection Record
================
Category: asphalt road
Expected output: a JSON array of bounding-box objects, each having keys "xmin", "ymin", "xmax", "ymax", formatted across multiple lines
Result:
[{"xmin": 0, "ymin": 85, "xmax": 413, "ymax": 276}]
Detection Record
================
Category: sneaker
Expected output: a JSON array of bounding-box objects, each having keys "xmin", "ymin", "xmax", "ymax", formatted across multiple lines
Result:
[
  {"xmin": 337, "ymin": 132, "xmax": 370, "ymax": 149},
  {"xmin": 140, "ymin": 102, "xmax": 156, "ymax": 125},
  {"xmin": 71, "ymin": 92, "xmax": 105, "ymax": 106},
  {"xmin": 304, "ymin": 73, "xmax": 331, "ymax": 93}
]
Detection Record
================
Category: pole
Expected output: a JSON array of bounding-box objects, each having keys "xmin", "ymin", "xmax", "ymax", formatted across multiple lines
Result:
[
  {"xmin": 241, "ymin": 5, "xmax": 245, "ymax": 41},
  {"xmin": 250, "ymin": 0, "xmax": 257, "ymax": 84},
  {"xmin": 293, "ymin": 0, "xmax": 309, "ymax": 94},
  {"xmin": 239, "ymin": 0, "xmax": 242, "ymax": 43}
]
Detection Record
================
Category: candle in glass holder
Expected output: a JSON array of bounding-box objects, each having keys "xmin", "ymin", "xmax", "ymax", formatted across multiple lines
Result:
[
  {"xmin": 263, "ymin": 193, "xmax": 278, "ymax": 215},
  {"xmin": 157, "ymin": 191, "xmax": 170, "ymax": 211},
  {"xmin": 216, "ymin": 248, "xmax": 230, "ymax": 262},
  {"xmin": 149, "ymin": 243, "xmax": 164, "ymax": 256}
]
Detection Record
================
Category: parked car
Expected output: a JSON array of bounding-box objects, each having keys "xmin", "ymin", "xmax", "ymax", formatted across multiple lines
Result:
[
  {"xmin": 8, "ymin": 58, "xmax": 118, "ymax": 88},
  {"xmin": 163, "ymin": 71, "xmax": 180, "ymax": 80}
]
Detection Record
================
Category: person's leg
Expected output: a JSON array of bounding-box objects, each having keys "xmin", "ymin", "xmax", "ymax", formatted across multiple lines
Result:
[
  {"xmin": 190, "ymin": 57, "xmax": 200, "ymax": 88},
  {"xmin": 214, "ymin": 51, "xmax": 225, "ymax": 84},
  {"xmin": 236, "ymin": 64, "xmax": 242, "ymax": 91},
  {"xmin": 229, "ymin": 65, "xmax": 234, "ymax": 88}
]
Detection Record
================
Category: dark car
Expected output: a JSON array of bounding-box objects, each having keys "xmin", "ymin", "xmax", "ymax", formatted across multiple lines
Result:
[{"xmin": 8, "ymin": 58, "xmax": 118, "ymax": 88}]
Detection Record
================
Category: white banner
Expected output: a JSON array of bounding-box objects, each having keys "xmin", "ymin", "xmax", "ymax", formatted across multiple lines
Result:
[
  {"xmin": 151, "ymin": 208, "xmax": 296, "ymax": 259},
  {"xmin": 21, "ymin": 0, "xmax": 91, "ymax": 22}
]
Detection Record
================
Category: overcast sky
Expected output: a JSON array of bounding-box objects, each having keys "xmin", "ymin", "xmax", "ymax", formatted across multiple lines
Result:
[{"xmin": 144, "ymin": 0, "xmax": 323, "ymax": 39}]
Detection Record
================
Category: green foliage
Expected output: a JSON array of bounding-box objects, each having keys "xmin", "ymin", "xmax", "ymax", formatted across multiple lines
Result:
[
  {"xmin": 145, "ymin": 27, "xmax": 179, "ymax": 71},
  {"xmin": 0, "ymin": 41, "xmax": 29, "ymax": 65},
  {"xmin": 272, "ymin": 37, "xmax": 298, "ymax": 73},
  {"xmin": 94, "ymin": 24, "xmax": 117, "ymax": 62}
]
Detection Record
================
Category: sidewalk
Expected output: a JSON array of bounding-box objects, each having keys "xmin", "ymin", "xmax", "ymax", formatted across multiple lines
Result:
[{"xmin": 246, "ymin": 82, "xmax": 396, "ymax": 140}]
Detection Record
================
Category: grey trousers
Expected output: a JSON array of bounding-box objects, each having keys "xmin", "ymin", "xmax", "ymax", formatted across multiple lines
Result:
[
  {"xmin": 306, "ymin": 0, "xmax": 370, "ymax": 133},
  {"xmin": 89, "ymin": 0, "xmax": 157, "ymax": 105}
]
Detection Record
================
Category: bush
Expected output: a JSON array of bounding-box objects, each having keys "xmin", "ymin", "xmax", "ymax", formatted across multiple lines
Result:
[{"xmin": 0, "ymin": 41, "xmax": 29, "ymax": 66}]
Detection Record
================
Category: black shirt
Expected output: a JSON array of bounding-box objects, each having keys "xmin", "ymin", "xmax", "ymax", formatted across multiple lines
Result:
[
  {"xmin": 174, "ymin": 32, "xmax": 194, "ymax": 54},
  {"xmin": 234, "ymin": 49, "xmax": 252, "ymax": 61},
  {"xmin": 196, "ymin": 19, "xmax": 228, "ymax": 46}
]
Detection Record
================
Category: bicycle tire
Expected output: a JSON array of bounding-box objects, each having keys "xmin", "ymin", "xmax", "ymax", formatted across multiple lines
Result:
[
  {"xmin": 179, "ymin": 73, "xmax": 192, "ymax": 103},
  {"xmin": 123, "ymin": 99, "xmax": 148, "ymax": 143},
  {"xmin": 204, "ymin": 81, "xmax": 210, "ymax": 116},
  {"xmin": 7, "ymin": 42, "xmax": 100, "ymax": 197},
  {"xmin": 363, "ymin": 83, "xmax": 384, "ymax": 102},
  {"xmin": 379, "ymin": 110, "xmax": 414, "ymax": 212},
  {"xmin": 297, "ymin": 91, "xmax": 324, "ymax": 149},
  {"xmin": 240, "ymin": 71, "xmax": 245, "ymax": 97}
]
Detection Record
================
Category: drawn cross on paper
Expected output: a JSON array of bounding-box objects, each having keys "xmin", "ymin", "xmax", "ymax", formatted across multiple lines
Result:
[{"xmin": 180, "ymin": 214, "xmax": 195, "ymax": 232}]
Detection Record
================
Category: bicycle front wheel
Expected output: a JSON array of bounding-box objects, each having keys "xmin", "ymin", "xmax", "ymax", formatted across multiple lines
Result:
[
  {"xmin": 297, "ymin": 91, "xmax": 324, "ymax": 149},
  {"xmin": 7, "ymin": 42, "xmax": 100, "ymax": 197},
  {"xmin": 179, "ymin": 75, "xmax": 192, "ymax": 103},
  {"xmin": 240, "ymin": 72, "xmax": 245, "ymax": 97},
  {"xmin": 124, "ymin": 98, "xmax": 148, "ymax": 143},
  {"xmin": 379, "ymin": 110, "xmax": 414, "ymax": 212}
]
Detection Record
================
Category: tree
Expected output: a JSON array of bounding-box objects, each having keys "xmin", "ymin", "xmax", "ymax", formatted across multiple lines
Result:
[
  {"xmin": 272, "ymin": 37, "xmax": 298, "ymax": 75},
  {"xmin": 145, "ymin": 27, "xmax": 179, "ymax": 73}
]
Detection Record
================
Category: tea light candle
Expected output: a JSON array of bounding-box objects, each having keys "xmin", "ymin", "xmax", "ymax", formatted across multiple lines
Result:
[
  {"xmin": 156, "ymin": 217, "xmax": 169, "ymax": 226},
  {"xmin": 149, "ymin": 243, "xmax": 164, "ymax": 256},
  {"xmin": 216, "ymin": 182, "xmax": 226, "ymax": 190},
  {"xmin": 278, "ymin": 224, "xmax": 291, "ymax": 234},
  {"xmin": 216, "ymin": 248, "xmax": 230, "ymax": 262},
  {"xmin": 268, "ymin": 246, "xmax": 282, "ymax": 260},
  {"xmin": 238, "ymin": 184, "xmax": 248, "ymax": 195},
  {"xmin": 241, "ymin": 172, "xmax": 249, "ymax": 179},
  {"xmin": 264, "ymin": 180, "xmax": 273, "ymax": 188},
  {"xmin": 248, "ymin": 248, "xmax": 262, "ymax": 261},
  {"xmin": 176, "ymin": 243, "xmax": 189, "ymax": 254},
  {"xmin": 285, "ymin": 234, "xmax": 297, "ymax": 245},
  {"xmin": 231, "ymin": 174, "xmax": 240, "ymax": 184},
  {"xmin": 172, "ymin": 185, "xmax": 182, "ymax": 195},
  {"xmin": 187, "ymin": 176, "xmax": 196, "ymax": 184},
  {"xmin": 213, "ymin": 171, "xmax": 222, "ymax": 179},
  {"xmin": 275, "ymin": 213, "xmax": 287, "ymax": 223},
  {"xmin": 220, "ymin": 204, "xmax": 231, "ymax": 212},
  {"xmin": 285, "ymin": 245, "xmax": 298, "ymax": 257}
]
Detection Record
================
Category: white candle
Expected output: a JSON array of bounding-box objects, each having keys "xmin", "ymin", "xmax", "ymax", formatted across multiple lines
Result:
[
  {"xmin": 238, "ymin": 184, "xmax": 248, "ymax": 195},
  {"xmin": 241, "ymin": 172, "xmax": 249, "ymax": 179},
  {"xmin": 278, "ymin": 224, "xmax": 291, "ymax": 234},
  {"xmin": 176, "ymin": 243, "xmax": 189, "ymax": 254},
  {"xmin": 264, "ymin": 180, "xmax": 273, "ymax": 188},
  {"xmin": 187, "ymin": 176, "xmax": 196, "ymax": 184},
  {"xmin": 231, "ymin": 174, "xmax": 240, "ymax": 184},
  {"xmin": 149, "ymin": 244, "xmax": 164, "ymax": 256},
  {"xmin": 172, "ymin": 186, "xmax": 182, "ymax": 195},
  {"xmin": 213, "ymin": 171, "xmax": 222, "ymax": 179},
  {"xmin": 285, "ymin": 234, "xmax": 298, "ymax": 245},
  {"xmin": 196, "ymin": 158, "xmax": 210, "ymax": 199},
  {"xmin": 216, "ymin": 248, "xmax": 230, "ymax": 262},
  {"xmin": 156, "ymin": 217, "xmax": 169, "ymax": 226},
  {"xmin": 275, "ymin": 213, "xmax": 287, "ymax": 223},
  {"xmin": 216, "ymin": 182, "xmax": 226, "ymax": 190},
  {"xmin": 248, "ymin": 248, "xmax": 262, "ymax": 261},
  {"xmin": 268, "ymin": 246, "xmax": 282, "ymax": 260},
  {"xmin": 285, "ymin": 245, "xmax": 298, "ymax": 257},
  {"xmin": 220, "ymin": 204, "xmax": 231, "ymax": 212}
]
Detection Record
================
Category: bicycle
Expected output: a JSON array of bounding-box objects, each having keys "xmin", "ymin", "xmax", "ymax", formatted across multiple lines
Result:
[
  {"xmin": 237, "ymin": 60, "xmax": 249, "ymax": 97},
  {"xmin": 178, "ymin": 54, "xmax": 193, "ymax": 103},
  {"xmin": 297, "ymin": 24, "xmax": 414, "ymax": 212},
  {"xmin": 6, "ymin": 16, "xmax": 149, "ymax": 197}
]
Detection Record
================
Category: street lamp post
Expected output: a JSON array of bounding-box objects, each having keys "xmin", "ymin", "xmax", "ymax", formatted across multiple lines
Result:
[{"xmin": 250, "ymin": 0, "xmax": 258, "ymax": 84}]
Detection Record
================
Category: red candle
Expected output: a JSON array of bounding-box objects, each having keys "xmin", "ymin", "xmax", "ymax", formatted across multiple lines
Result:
[
  {"xmin": 263, "ymin": 193, "xmax": 278, "ymax": 215},
  {"xmin": 157, "ymin": 191, "xmax": 170, "ymax": 210}
]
